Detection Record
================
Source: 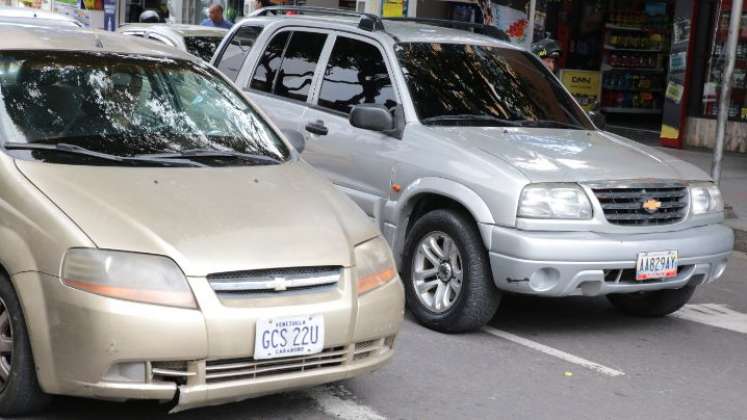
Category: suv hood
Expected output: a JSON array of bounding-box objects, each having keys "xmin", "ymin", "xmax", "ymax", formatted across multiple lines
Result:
[
  {"xmin": 429, "ymin": 126, "xmax": 709, "ymax": 183},
  {"xmin": 16, "ymin": 160, "xmax": 376, "ymax": 276}
]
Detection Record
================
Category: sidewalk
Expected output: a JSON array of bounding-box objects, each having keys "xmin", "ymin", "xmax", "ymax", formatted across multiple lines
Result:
[{"xmin": 610, "ymin": 126, "xmax": 747, "ymax": 252}]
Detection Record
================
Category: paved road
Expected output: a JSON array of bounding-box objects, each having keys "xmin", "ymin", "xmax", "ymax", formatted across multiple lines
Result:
[{"xmin": 24, "ymin": 252, "xmax": 747, "ymax": 420}]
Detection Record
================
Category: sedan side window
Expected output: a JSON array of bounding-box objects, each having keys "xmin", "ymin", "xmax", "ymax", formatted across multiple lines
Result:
[
  {"xmin": 317, "ymin": 37, "xmax": 397, "ymax": 115},
  {"xmin": 215, "ymin": 25, "xmax": 263, "ymax": 81}
]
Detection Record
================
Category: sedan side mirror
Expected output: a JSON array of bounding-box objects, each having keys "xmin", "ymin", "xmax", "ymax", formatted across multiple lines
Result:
[
  {"xmin": 349, "ymin": 104, "xmax": 395, "ymax": 133},
  {"xmin": 281, "ymin": 129, "xmax": 306, "ymax": 154},
  {"xmin": 588, "ymin": 110, "xmax": 607, "ymax": 130}
]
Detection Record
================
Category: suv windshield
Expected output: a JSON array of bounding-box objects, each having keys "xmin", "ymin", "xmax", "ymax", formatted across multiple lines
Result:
[
  {"xmin": 184, "ymin": 36, "xmax": 224, "ymax": 62},
  {"xmin": 395, "ymin": 43, "xmax": 594, "ymax": 130},
  {"xmin": 0, "ymin": 51, "xmax": 289, "ymax": 166}
]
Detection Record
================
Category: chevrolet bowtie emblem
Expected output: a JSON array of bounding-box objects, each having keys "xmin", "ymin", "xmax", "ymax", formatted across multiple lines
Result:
[
  {"xmin": 271, "ymin": 276, "xmax": 288, "ymax": 292},
  {"xmin": 642, "ymin": 198, "xmax": 663, "ymax": 213}
]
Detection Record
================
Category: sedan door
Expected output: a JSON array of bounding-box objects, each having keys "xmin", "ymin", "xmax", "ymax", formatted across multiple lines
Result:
[{"xmin": 302, "ymin": 34, "xmax": 403, "ymax": 221}]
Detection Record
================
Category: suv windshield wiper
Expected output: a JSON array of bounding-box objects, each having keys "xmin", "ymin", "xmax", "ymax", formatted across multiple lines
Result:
[
  {"xmin": 138, "ymin": 148, "xmax": 282, "ymax": 164},
  {"xmin": 421, "ymin": 114, "xmax": 522, "ymax": 127},
  {"xmin": 3, "ymin": 142, "xmax": 204, "ymax": 167},
  {"xmin": 517, "ymin": 119, "xmax": 586, "ymax": 130}
]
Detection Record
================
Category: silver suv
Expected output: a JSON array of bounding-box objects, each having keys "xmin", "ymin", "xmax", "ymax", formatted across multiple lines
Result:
[{"xmin": 213, "ymin": 8, "xmax": 735, "ymax": 333}]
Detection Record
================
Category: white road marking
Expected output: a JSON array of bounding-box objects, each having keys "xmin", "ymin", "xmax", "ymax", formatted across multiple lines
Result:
[
  {"xmin": 671, "ymin": 303, "xmax": 747, "ymax": 335},
  {"xmin": 481, "ymin": 326, "xmax": 626, "ymax": 377},
  {"xmin": 306, "ymin": 384, "xmax": 386, "ymax": 420}
]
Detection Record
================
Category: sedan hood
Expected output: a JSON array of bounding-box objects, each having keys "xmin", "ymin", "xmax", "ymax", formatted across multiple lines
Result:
[
  {"xmin": 429, "ymin": 127, "xmax": 709, "ymax": 183},
  {"xmin": 16, "ymin": 160, "xmax": 377, "ymax": 276}
]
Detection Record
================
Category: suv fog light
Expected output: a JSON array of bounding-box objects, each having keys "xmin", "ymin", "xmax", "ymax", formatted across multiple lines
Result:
[{"xmin": 529, "ymin": 268, "xmax": 560, "ymax": 292}]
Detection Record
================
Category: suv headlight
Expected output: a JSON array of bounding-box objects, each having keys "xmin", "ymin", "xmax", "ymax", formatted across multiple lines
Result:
[
  {"xmin": 61, "ymin": 248, "xmax": 197, "ymax": 309},
  {"xmin": 354, "ymin": 237, "xmax": 397, "ymax": 296},
  {"xmin": 690, "ymin": 182, "xmax": 724, "ymax": 214},
  {"xmin": 518, "ymin": 183, "xmax": 593, "ymax": 219}
]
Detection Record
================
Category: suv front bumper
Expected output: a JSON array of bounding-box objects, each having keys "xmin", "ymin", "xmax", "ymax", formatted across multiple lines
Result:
[{"xmin": 487, "ymin": 224, "xmax": 734, "ymax": 297}]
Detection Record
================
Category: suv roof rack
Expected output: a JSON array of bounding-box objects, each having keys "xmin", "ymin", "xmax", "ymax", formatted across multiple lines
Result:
[
  {"xmin": 382, "ymin": 17, "xmax": 510, "ymax": 42},
  {"xmin": 252, "ymin": 6, "xmax": 384, "ymax": 32}
]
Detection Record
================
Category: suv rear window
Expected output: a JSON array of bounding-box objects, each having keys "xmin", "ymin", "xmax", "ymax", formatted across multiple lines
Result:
[
  {"xmin": 184, "ymin": 36, "xmax": 224, "ymax": 62},
  {"xmin": 216, "ymin": 25, "xmax": 263, "ymax": 81},
  {"xmin": 317, "ymin": 37, "xmax": 396, "ymax": 114},
  {"xmin": 250, "ymin": 31, "xmax": 327, "ymax": 102}
]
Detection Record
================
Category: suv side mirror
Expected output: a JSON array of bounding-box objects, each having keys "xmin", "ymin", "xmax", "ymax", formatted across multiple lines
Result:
[
  {"xmin": 281, "ymin": 129, "xmax": 306, "ymax": 154},
  {"xmin": 350, "ymin": 104, "xmax": 395, "ymax": 133}
]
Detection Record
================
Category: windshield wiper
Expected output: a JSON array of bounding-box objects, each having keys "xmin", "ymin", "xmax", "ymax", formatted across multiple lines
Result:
[
  {"xmin": 517, "ymin": 119, "xmax": 585, "ymax": 130},
  {"xmin": 3, "ymin": 142, "xmax": 204, "ymax": 167},
  {"xmin": 421, "ymin": 114, "xmax": 523, "ymax": 127},
  {"xmin": 138, "ymin": 148, "xmax": 282, "ymax": 164}
]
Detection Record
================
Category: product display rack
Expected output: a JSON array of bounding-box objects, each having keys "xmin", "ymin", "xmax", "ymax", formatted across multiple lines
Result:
[
  {"xmin": 600, "ymin": 3, "xmax": 671, "ymax": 114},
  {"xmin": 701, "ymin": 0, "xmax": 747, "ymax": 121}
]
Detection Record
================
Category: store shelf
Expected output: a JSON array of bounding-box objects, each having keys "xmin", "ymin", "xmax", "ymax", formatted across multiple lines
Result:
[
  {"xmin": 602, "ymin": 65, "xmax": 665, "ymax": 73},
  {"xmin": 605, "ymin": 23, "xmax": 668, "ymax": 32},
  {"xmin": 602, "ymin": 87, "xmax": 665, "ymax": 93},
  {"xmin": 604, "ymin": 44, "xmax": 663, "ymax": 53},
  {"xmin": 601, "ymin": 107, "xmax": 663, "ymax": 114}
]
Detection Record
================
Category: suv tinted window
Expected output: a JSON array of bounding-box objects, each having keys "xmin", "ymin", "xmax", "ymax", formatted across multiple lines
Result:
[
  {"xmin": 216, "ymin": 26, "xmax": 263, "ymax": 81},
  {"xmin": 250, "ymin": 31, "xmax": 290, "ymax": 92},
  {"xmin": 274, "ymin": 32, "xmax": 327, "ymax": 102},
  {"xmin": 318, "ymin": 37, "xmax": 396, "ymax": 115}
]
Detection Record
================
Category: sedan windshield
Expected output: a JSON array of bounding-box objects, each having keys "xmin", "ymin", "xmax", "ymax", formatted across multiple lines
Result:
[
  {"xmin": 395, "ymin": 43, "xmax": 594, "ymax": 130},
  {"xmin": 0, "ymin": 51, "xmax": 289, "ymax": 166}
]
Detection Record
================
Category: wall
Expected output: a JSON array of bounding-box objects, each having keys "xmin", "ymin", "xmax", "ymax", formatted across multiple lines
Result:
[{"xmin": 686, "ymin": 117, "xmax": 747, "ymax": 153}]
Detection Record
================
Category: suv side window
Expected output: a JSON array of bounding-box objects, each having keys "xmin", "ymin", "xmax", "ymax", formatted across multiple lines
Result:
[
  {"xmin": 317, "ymin": 37, "xmax": 397, "ymax": 115},
  {"xmin": 250, "ymin": 31, "xmax": 290, "ymax": 93},
  {"xmin": 215, "ymin": 25, "xmax": 263, "ymax": 81},
  {"xmin": 274, "ymin": 32, "xmax": 327, "ymax": 102},
  {"xmin": 250, "ymin": 31, "xmax": 327, "ymax": 102}
]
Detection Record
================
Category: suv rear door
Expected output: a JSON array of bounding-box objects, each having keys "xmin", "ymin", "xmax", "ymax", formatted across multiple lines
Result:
[
  {"xmin": 240, "ymin": 27, "xmax": 330, "ymax": 137},
  {"xmin": 302, "ymin": 33, "xmax": 401, "ymax": 220}
]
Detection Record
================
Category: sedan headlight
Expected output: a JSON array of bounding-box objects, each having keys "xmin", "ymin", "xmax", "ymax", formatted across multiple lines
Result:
[
  {"xmin": 61, "ymin": 248, "xmax": 197, "ymax": 309},
  {"xmin": 517, "ymin": 183, "xmax": 593, "ymax": 219},
  {"xmin": 354, "ymin": 237, "xmax": 397, "ymax": 296},
  {"xmin": 690, "ymin": 182, "xmax": 724, "ymax": 214}
]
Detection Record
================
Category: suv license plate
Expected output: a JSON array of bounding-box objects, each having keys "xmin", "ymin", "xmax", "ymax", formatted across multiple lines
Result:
[
  {"xmin": 254, "ymin": 315, "xmax": 325, "ymax": 360},
  {"xmin": 636, "ymin": 250, "xmax": 678, "ymax": 281}
]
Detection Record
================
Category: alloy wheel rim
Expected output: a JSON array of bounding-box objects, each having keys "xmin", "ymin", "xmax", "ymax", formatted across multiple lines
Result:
[
  {"xmin": 0, "ymin": 297, "xmax": 13, "ymax": 392},
  {"xmin": 412, "ymin": 232, "xmax": 463, "ymax": 314}
]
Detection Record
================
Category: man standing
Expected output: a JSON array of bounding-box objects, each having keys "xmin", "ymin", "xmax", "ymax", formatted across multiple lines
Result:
[{"xmin": 201, "ymin": 4, "xmax": 232, "ymax": 29}]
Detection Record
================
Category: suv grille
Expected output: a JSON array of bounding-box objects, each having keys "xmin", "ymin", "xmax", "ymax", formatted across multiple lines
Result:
[
  {"xmin": 207, "ymin": 266, "xmax": 341, "ymax": 295},
  {"xmin": 591, "ymin": 183, "xmax": 689, "ymax": 226}
]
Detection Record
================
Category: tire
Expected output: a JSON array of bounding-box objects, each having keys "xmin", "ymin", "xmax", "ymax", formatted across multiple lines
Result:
[
  {"xmin": 607, "ymin": 285, "xmax": 696, "ymax": 317},
  {"xmin": 402, "ymin": 209, "xmax": 501, "ymax": 333},
  {"xmin": 0, "ymin": 273, "xmax": 51, "ymax": 417}
]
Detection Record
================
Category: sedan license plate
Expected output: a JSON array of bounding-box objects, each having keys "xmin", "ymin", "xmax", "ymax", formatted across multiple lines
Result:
[
  {"xmin": 636, "ymin": 250, "xmax": 678, "ymax": 281},
  {"xmin": 254, "ymin": 315, "xmax": 324, "ymax": 360}
]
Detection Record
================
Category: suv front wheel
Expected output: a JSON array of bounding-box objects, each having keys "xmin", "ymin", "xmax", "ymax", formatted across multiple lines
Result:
[{"xmin": 402, "ymin": 209, "xmax": 501, "ymax": 333}]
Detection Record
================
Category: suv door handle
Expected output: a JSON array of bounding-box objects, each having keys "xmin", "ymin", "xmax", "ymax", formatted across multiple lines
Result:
[{"xmin": 305, "ymin": 120, "xmax": 328, "ymax": 136}]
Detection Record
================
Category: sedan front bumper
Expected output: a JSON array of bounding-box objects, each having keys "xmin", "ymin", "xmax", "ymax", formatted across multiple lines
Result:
[
  {"xmin": 17, "ymin": 270, "xmax": 404, "ymax": 411},
  {"xmin": 487, "ymin": 224, "xmax": 734, "ymax": 297}
]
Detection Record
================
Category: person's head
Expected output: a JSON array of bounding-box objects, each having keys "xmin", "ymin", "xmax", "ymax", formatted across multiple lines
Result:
[
  {"xmin": 254, "ymin": 0, "xmax": 273, "ymax": 9},
  {"xmin": 208, "ymin": 3, "xmax": 224, "ymax": 22},
  {"xmin": 138, "ymin": 9, "xmax": 160, "ymax": 23},
  {"xmin": 531, "ymin": 38, "xmax": 561, "ymax": 72}
]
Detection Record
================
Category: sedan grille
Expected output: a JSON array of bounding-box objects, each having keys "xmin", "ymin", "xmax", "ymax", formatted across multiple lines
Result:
[
  {"xmin": 590, "ymin": 182, "xmax": 689, "ymax": 226},
  {"xmin": 205, "ymin": 346, "xmax": 347, "ymax": 383},
  {"xmin": 207, "ymin": 266, "xmax": 341, "ymax": 295}
]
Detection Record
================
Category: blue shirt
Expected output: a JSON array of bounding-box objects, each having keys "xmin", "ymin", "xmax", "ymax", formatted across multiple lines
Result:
[{"xmin": 200, "ymin": 18, "xmax": 232, "ymax": 29}]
